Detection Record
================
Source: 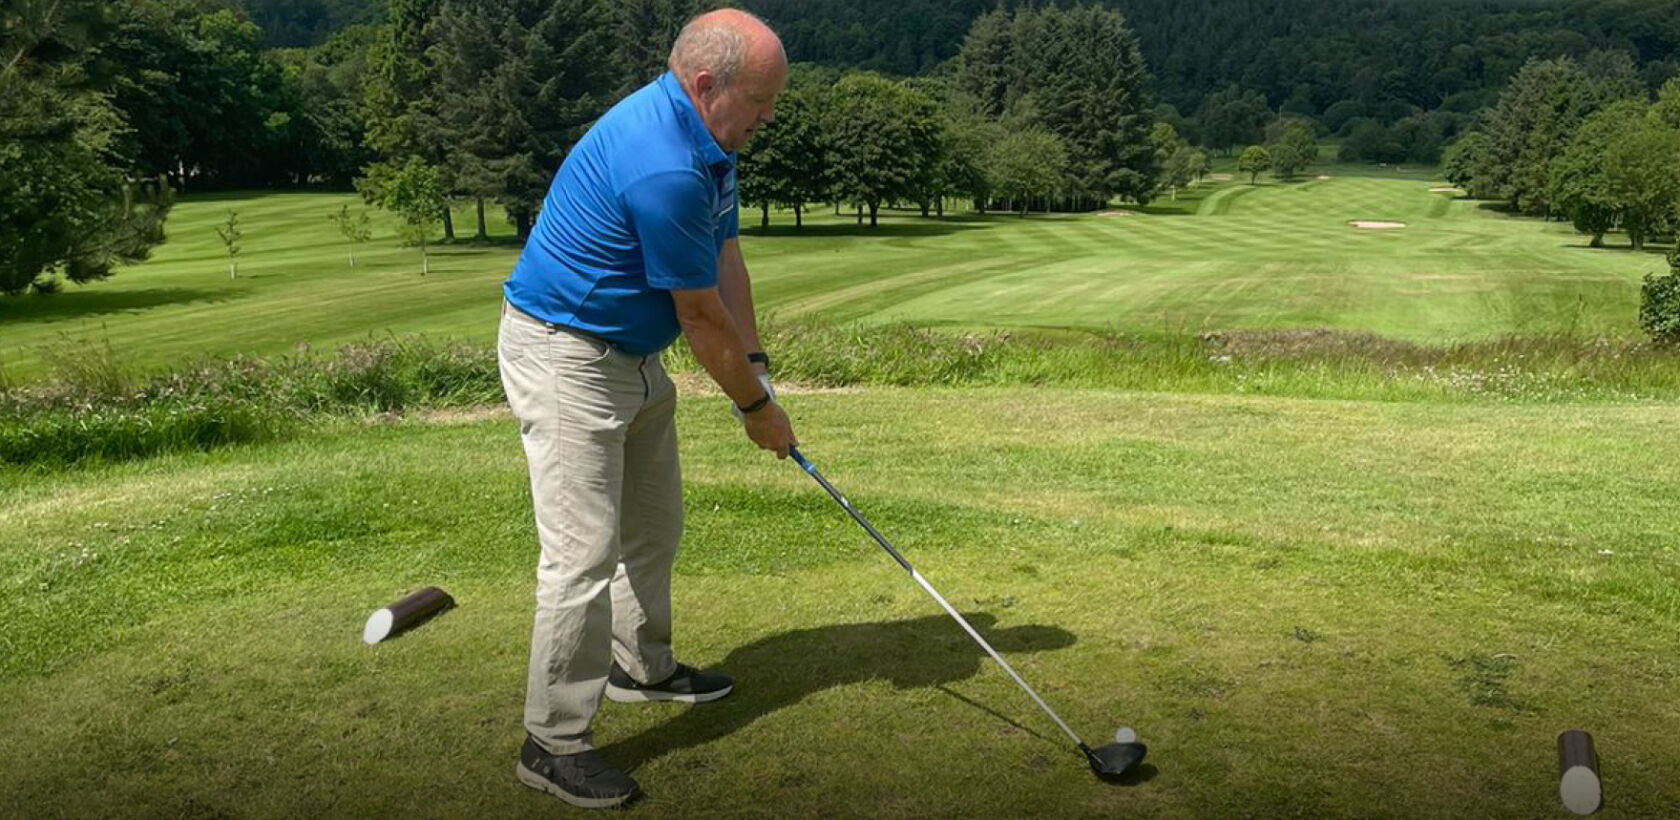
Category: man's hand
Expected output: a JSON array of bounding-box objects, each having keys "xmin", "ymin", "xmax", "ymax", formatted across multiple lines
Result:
[
  {"xmin": 673, "ymin": 286, "xmax": 798, "ymax": 458},
  {"xmin": 740, "ymin": 400, "xmax": 796, "ymax": 459}
]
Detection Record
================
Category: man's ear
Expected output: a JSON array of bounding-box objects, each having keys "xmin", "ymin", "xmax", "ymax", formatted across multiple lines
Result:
[{"xmin": 692, "ymin": 69, "xmax": 718, "ymax": 100}]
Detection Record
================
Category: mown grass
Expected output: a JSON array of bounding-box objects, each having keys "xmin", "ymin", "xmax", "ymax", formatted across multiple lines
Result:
[
  {"xmin": 3, "ymin": 389, "xmax": 1677, "ymax": 818},
  {"xmin": 1, "ymin": 171, "xmax": 1673, "ymax": 380},
  {"xmin": 4, "ymin": 167, "xmax": 1677, "ymax": 818}
]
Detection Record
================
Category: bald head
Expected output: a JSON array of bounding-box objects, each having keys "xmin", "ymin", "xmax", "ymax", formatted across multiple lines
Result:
[
  {"xmin": 668, "ymin": 9, "xmax": 786, "ymax": 92},
  {"xmin": 668, "ymin": 9, "xmax": 788, "ymax": 152}
]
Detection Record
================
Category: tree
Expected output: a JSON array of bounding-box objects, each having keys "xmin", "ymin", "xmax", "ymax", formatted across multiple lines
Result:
[
  {"xmin": 363, "ymin": 157, "xmax": 447, "ymax": 275},
  {"xmin": 1579, "ymin": 49, "xmax": 1645, "ymax": 111},
  {"xmin": 328, "ymin": 204, "xmax": 374, "ymax": 266},
  {"xmin": 1547, "ymin": 102, "xmax": 1642, "ymax": 247},
  {"xmin": 263, "ymin": 24, "xmax": 379, "ymax": 187},
  {"xmin": 1, "ymin": 0, "xmax": 173, "ymax": 296},
  {"xmin": 1237, "ymin": 145, "xmax": 1272, "ymax": 184},
  {"xmin": 1148, "ymin": 121, "xmax": 1186, "ymax": 195},
  {"xmin": 951, "ymin": 4, "xmax": 1157, "ymax": 209},
  {"xmin": 1441, "ymin": 132, "xmax": 1489, "ymax": 195},
  {"xmin": 1197, "ymin": 85, "xmax": 1270, "ymax": 155},
  {"xmin": 101, "ymin": 2, "xmax": 287, "ymax": 189},
  {"xmin": 214, "ymin": 210, "xmax": 242, "ymax": 279},
  {"xmin": 826, "ymin": 73, "xmax": 940, "ymax": 228},
  {"xmin": 614, "ymin": 0, "xmax": 717, "ymax": 94},
  {"xmin": 364, "ymin": 0, "xmax": 456, "ymax": 238},
  {"xmin": 952, "ymin": 7, "xmax": 1012, "ymax": 119},
  {"xmin": 1654, "ymin": 77, "xmax": 1680, "ymax": 130},
  {"xmin": 1481, "ymin": 57, "xmax": 1590, "ymax": 214},
  {"xmin": 427, "ymin": 0, "xmax": 617, "ymax": 241},
  {"xmin": 1338, "ymin": 119, "xmax": 1403, "ymax": 163},
  {"xmin": 1603, "ymin": 117, "xmax": 1680, "ymax": 250},
  {"xmin": 1028, "ymin": 5, "xmax": 1158, "ymax": 207},
  {"xmin": 738, "ymin": 87, "xmax": 832, "ymax": 227},
  {"xmin": 1265, "ymin": 118, "xmax": 1318, "ymax": 180},
  {"xmin": 988, "ymin": 128, "xmax": 1069, "ymax": 216},
  {"xmin": 938, "ymin": 109, "xmax": 1005, "ymax": 213},
  {"xmin": 1160, "ymin": 146, "xmax": 1204, "ymax": 199}
]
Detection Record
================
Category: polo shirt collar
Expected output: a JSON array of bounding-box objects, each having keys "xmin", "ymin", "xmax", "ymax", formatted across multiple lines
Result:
[{"xmin": 658, "ymin": 72, "xmax": 733, "ymax": 172}]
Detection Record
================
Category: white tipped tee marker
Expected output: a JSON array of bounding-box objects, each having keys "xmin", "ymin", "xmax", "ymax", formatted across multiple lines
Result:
[
  {"xmin": 1557, "ymin": 730, "xmax": 1602, "ymax": 816},
  {"xmin": 363, "ymin": 587, "xmax": 454, "ymax": 644}
]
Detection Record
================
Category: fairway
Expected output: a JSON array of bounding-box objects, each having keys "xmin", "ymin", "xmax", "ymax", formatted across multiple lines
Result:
[{"xmin": 1, "ymin": 175, "xmax": 1667, "ymax": 378}]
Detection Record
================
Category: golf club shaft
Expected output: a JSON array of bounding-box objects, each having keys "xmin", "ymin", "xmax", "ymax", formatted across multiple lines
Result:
[{"xmin": 789, "ymin": 446, "xmax": 1087, "ymax": 750}]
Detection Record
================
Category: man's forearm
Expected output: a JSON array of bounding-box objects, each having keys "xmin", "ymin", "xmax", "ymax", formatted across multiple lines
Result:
[
  {"xmin": 716, "ymin": 241, "xmax": 765, "ymax": 361},
  {"xmin": 678, "ymin": 296, "xmax": 769, "ymax": 408}
]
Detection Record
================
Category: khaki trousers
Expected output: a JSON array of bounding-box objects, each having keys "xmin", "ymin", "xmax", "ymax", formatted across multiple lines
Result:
[{"xmin": 498, "ymin": 305, "xmax": 683, "ymax": 754}]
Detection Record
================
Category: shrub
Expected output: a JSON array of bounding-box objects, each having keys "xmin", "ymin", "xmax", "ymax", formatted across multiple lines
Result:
[{"xmin": 1639, "ymin": 252, "xmax": 1680, "ymax": 344}]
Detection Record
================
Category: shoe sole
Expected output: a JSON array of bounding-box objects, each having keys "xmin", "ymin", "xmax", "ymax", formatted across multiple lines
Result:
[
  {"xmin": 604, "ymin": 682, "xmax": 733, "ymax": 704},
  {"xmin": 516, "ymin": 761, "xmax": 636, "ymax": 809}
]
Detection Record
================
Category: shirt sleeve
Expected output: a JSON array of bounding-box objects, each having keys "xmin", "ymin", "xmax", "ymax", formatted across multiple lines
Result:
[{"xmin": 621, "ymin": 170, "xmax": 720, "ymax": 291}]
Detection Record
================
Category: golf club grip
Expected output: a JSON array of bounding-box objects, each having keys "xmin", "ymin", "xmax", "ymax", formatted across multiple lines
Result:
[{"xmin": 788, "ymin": 447, "xmax": 1088, "ymax": 749}]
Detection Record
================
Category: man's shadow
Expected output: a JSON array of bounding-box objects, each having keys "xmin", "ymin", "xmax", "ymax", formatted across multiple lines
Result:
[{"xmin": 600, "ymin": 613, "xmax": 1075, "ymax": 771}]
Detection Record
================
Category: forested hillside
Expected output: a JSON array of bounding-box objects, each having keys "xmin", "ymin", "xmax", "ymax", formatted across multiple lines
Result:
[
  {"xmin": 239, "ymin": 0, "xmax": 1680, "ymax": 123},
  {"xmin": 743, "ymin": 0, "xmax": 1680, "ymax": 118}
]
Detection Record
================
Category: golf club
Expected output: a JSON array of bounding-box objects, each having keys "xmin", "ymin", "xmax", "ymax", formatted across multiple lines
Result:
[{"xmin": 789, "ymin": 446, "xmax": 1147, "ymax": 781}]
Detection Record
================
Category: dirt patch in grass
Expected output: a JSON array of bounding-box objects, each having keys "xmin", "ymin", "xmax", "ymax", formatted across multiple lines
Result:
[
  {"xmin": 670, "ymin": 372, "xmax": 867, "ymax": 397},
  {"xmin": 1349, "ymin": 220, "xmax": 1407, "ymax": 229},
  {"xmin": 410, "ymin": 406, "xmax": 510, "ymax": 425}
]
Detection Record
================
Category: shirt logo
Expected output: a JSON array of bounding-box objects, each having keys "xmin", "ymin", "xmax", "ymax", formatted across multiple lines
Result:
[{"xmin": 715, "ymin": 173, "xmax": 737, "ymax": 225}]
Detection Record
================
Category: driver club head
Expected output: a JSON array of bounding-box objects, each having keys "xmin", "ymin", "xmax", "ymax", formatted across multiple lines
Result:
[{"xmin": 1083, "ymin": 740, "xmax": 1148, "ymax": 781}]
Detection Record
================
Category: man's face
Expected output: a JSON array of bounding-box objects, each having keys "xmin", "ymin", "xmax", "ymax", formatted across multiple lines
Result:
[{"xmin": 695, "ymin": 59, "xmax": 787, "ymax": 153}]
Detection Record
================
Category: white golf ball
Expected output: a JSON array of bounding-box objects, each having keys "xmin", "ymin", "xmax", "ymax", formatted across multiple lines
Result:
[{"xmin": 1114, "ymin": 726, "xmax": 1137, "ymax": 744}]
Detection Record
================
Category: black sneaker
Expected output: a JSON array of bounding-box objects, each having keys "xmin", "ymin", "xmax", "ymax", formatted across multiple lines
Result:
[
  {"xmin": 605, "ymin": 662, "xmax": 733, "ymax": 704},
  {"xmin": 516, "ymin": 736, "xmax": 639, "ymax": 809}
]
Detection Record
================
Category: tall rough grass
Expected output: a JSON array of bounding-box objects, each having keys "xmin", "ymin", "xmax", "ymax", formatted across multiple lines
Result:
[
  {"xmin": 1, "ymin": 337, "xmax": 499, "ymax": 468},
  {"xmin": 670, "ymin": 322, "xmax": 1680, "ymax": 403},
  {"xmin": 5, "ymin": 324, "xmax": 1677, "ymax": 469}
]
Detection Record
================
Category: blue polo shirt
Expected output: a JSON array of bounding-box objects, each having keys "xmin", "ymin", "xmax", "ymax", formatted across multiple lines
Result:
[{"xmin": 503, "ymin": 72, "xmax": 739, "ymax": 356}]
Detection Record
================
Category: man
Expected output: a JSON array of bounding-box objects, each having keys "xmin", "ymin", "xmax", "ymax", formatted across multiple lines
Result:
[{"xmin": 497, "ymin": 8, "xmax": 795, "ymax": 810}]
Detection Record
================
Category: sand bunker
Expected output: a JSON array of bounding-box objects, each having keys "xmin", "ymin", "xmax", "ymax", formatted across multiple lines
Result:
[
  {"xmin": 1316, "ymin": 175, "xmax": 1331, "ymax": 180},
  {"xmin": 1429, "ymin": 186, "xmax": 1463, "ymax": 193},
  {"xmin": 1209, "ymin": 173, "xmax": 1234, "ymax": 181},
  {"xmin": 1349, "ymin": 220, "xmax": 1407, "ymax": 229},
  {"xmin": 1098, "ymin": 209, "xmax": 1136, "ymax": 217}
]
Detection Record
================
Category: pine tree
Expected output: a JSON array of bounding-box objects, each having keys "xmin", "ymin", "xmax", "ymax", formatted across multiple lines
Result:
[
  {"xmin": 614, "ymin": 0, "xmax": 718, "ymax": 95},
  {"xmin": 1481, "ymin": 57, "xmax": 1589, "ymax": 215},
  {"xmin": 951, "ymin": 4, "xmax": 1158, "ymax": 208},
  {"xmin": 952, "ymin": 7, "xmax": 1012, "ymax": 118},
  {"xmin": 1, "ymin": 0, "xmax": 173, "ymax": 295},
  {"xmin": 427, "ymin": 0, "xmax": 616, "ymax": 240}
]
